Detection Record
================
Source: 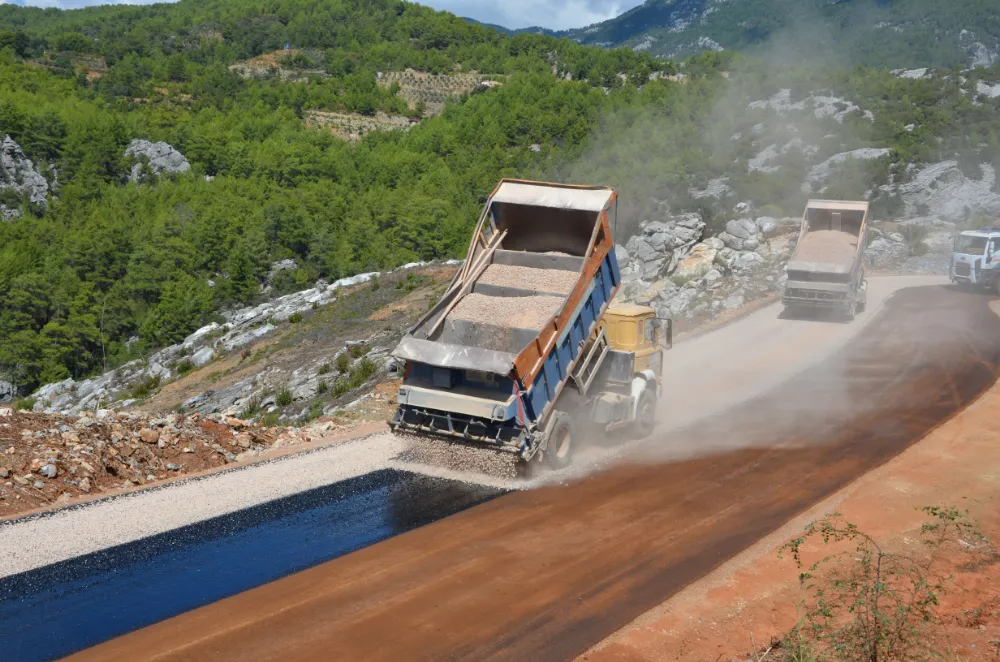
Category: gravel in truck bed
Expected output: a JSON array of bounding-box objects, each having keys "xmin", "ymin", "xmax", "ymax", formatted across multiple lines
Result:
[
  {"xmin": 793, "ymin": 230, "xmax": 858, "ymax": 266},
  {"xmin": 477, "ymin": 264, "xmax": 579, "ymax": 295},
  {"xmin": 448, "ymin": 293, "xmax": 564, "ymax": 330}
]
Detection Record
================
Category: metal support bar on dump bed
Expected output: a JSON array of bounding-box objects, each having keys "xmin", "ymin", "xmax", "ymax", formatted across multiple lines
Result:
[{"xmin": 572, "ymin": 329, "xmax": 610, "ymax": 396}]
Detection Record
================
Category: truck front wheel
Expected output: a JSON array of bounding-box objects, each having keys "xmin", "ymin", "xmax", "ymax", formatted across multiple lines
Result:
[
  {"xmin": 633, "ymin": 390, "xmax": 657, "ymax": 438},
  {"xmin": 546, "ymin": 413, "xmax": 573, "ymax": 469}
]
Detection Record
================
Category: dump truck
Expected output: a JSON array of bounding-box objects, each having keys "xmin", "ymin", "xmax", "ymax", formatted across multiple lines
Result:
[
  {"xmin": 782, "ymin": 199, "xmax": 869, "ymax": 320},
  {"xmin": 950, "ymin": 227, "xmax": 1000, "ymax": 293},
  {"xmin": 390, "ymin": 179, "xmax": 671, "ymax": 468}
]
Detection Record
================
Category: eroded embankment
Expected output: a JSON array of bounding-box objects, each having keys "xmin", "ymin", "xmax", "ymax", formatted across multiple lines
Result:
[{"xmin": 70, "ymin": 285, "xmax": 1000, "ymax": 662}]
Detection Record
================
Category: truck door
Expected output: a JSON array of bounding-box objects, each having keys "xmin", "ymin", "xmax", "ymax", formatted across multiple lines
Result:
[{"xmin": 637, "ymin": 318, "xmax": 662, "ymax": 382}]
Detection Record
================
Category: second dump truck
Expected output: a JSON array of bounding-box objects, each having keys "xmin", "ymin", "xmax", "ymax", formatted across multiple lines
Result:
[
  {"xmin": 390, "ymin": 179, "xmax": 670, "ymax": 468},
  {"xmin": 782, "ymin": 199, "xmax": 870, "ymax": 320}
]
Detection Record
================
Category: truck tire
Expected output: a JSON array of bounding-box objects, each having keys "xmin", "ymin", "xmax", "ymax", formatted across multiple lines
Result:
[
  {"xmin": 994, "ymin": 277, "xmax": 1000, "ymax": 297},
  {"xmin": 633, "ymin": 390, "xmax": 657, "ymax": 438},
  {"xmin": 545, "ymin": 413, "xmax": 573, "ymax": 469},
  {"xmin": 844, "ymin": 303, "xmax": 855, "ymax": 322}
]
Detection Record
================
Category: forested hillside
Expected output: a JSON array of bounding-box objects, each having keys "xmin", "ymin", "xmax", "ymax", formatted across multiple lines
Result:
[
  {"xmin": 0, "ymin": 0, "xmax": 663, "ymax": 393},
  {"xmin": 564, "ymin": 0, "xmax": 1000, "ymax": 69},
  {"xmin": 1, "ymin": 0, "xmax": 1000, "ymax": 397}
]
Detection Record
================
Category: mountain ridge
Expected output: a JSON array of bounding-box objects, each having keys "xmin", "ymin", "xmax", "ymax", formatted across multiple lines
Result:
[{"xmin": 562, "ymin": 0, "xmax": 1000, "ymax": 69}]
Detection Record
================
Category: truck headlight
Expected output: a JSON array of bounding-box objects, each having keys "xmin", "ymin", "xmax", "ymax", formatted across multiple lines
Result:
[
  {"xmin": 397, "ymin": 387, "xmax": 409, "ymax": 404},
  {"xmin": 492, "ymin": 404, "xmax": 507, "ymax": 420}
]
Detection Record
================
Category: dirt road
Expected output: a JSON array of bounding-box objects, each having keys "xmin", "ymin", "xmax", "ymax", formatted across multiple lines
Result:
[
  {"xmin": 659, "ymin": 274, "xmax": 944, "ymax": 433},
  {"xmin": 70, "ymin": 283, "xmax": 1000, "ymax": 661}
]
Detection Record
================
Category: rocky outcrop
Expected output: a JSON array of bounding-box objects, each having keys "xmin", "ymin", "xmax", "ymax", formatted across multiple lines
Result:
[
  {"xmin": 864, "ymin": 229, "xmax": 910, "ymax": 267},
  {"xmin": 0, "ymin": 380, "xmax": 14, "ymax": 403},
  {"xmin": 747, "ymin": 89, "xmax": 875, "ymax": 123},
  {"xmin": 124, "ymin": 139, "xmax": 191, "ymax": 183},
  {"xmin": 617, "ymin": 203, "xmax": 794, "ymax": 324},
  {"xmin": 622, "ymin": 213, "xmax": 706, "ymax": 281},
  {"xmin": 1, "ymin": 135, "xmax": 49, "ymax": 220},
  {"xmin": 803, "ymin": 148, "xmax": 891, "ymax": 193},
  {"xmin": 960, "ymin": 30, "xmax": 999, "ymax": 69},
  {"xmin": 895, "ymin": 161, "xmax": 1000, "ymax": 223},
  {"xmin": 976, "ymin": 81, "xmax": 1000, "ymax": 100},
  {"xmin": 31, "ymin": 260, "xmax": 459, "ymax": 415}
]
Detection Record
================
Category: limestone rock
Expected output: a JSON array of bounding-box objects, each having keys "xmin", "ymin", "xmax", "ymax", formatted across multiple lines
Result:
[
  {"xmin": 725, "ymin": 218, "xmax": 758, "ymax": 240},
  {"xmin": 896, "ymin": 161, "xmax": 1000, "ymax": 224},
  {"xmin": 673, "ymin": 244, "xmax": 718, "ymax": 280},
  {"xmin": 124, "ymin": 139, "xmax": 191, "ymax": 183},
  {"xmin": 1, "ymin": 135, "xmax": 49, "ymax": 220}
]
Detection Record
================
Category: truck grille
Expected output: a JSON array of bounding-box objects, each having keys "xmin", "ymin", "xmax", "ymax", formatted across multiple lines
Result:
[{"xmin": 954, "ymin": 262, "xmax": 971, "ymax": 277}]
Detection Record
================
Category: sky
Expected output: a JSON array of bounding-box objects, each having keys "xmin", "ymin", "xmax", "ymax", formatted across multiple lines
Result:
[{"xmin": 0, "ymin": 0, "xmax": 644, "ymax": 31}]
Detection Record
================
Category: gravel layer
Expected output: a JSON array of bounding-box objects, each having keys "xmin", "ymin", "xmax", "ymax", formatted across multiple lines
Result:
[
  {"xmin": 793, "ymin": 230, "xmax": 858, "ymax": 266},
  {"xmin": 392, "ymin": 434, "xmax": 522, "ymax": 484},
  {"xmin": 0, "ymin": 432, "xmax": 407, "ymax": 578},
  {"xmin": 449, "ymin": 293, "xmax": 564, "ymax": 330},
  {"xmin": 478, "ymin": 264, "xmax": 579, "ymax": 295}
]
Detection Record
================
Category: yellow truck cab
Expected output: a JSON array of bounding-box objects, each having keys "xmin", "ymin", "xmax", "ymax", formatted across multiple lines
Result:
[{"xmin": 600, "ymin": 304, "xmax": 671, "ymax": 386}]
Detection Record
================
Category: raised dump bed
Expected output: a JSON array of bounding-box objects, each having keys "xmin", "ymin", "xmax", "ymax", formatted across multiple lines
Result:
[
  {"xmin": 783, "ymin": 199, "xmax": 870, "ymax": 319},
  {"xmin": 391, "ymin": 179, "xmax": 622, "ymax": 457}
]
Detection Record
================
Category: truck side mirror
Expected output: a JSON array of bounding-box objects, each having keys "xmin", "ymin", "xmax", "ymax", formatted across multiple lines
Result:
[{"xmin": 657, "ymin": 318, "xmax": 673, "ymax": 349}]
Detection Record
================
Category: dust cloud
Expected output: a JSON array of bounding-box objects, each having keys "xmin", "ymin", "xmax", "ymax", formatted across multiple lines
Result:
[{"xmin": 517, "ymin": 13, "xmax": 899, "ymax": 485}]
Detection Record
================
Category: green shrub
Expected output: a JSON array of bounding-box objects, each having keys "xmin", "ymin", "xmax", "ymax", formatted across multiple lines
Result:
[
  {"xmin": 317, "ymin": 379, "xmax": 329, "ymax": 395},
  {"xmin": 899, "ymin": 224, "xmax": 929, "ymax": 256},
  {"xmin": 240, "ymin": 394, "xmax": 263, "ymax": 419},
  {"xmin": 176, "ymin": 359, "xmax": 195, "ymax": 376},
  {"xmin": 260, "ymin": 411, "xmax": 281, "ymax": 427},
  {"xmin": 318, "ymin": 362, "xmax": 332, "ymax": 375},
  {"xmin": 130, "ymin": 375, "xmax": 162, "ymax": 400},
  {"xmin": 336, "ymin": 353, "xmax": 350, "ymax": 373},
  {"xmin": 288, "ymin": 312, "xmax": 304, "ymax": 324},
  {"xmin": 305, "ymin": 400, "xmax": 323, "ymax": 422},
  {"xmin": 276, "ymin": 387, "xmax": 294, "ymax": 407},
  {"xmin": 15, "ymin": 397, "xmax": 36, "ymax": 412},
  {"xmin": 348, "ymin": 358, "xmax": 377, "ymax": 388},
  {"xmin": 332, "ymin": 378, "xmax": 351, "ymax": 397},
  {"xmin": 349, "ymin": 343, "xmax": 369, "ymax": 358}
]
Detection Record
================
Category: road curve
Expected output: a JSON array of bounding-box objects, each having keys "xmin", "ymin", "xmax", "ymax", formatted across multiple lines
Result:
[{"xmin": 68, "ymin": 284, "xmax": 1000, "ymax": 662}]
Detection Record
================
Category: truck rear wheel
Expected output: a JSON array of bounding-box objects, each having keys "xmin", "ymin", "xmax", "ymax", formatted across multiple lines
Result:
[{"xmin": 545, "ymin": 413, "xmax": 573, "ymax": 469}]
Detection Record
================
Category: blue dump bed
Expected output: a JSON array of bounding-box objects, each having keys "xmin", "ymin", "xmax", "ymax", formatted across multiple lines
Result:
[{"xmin": 391, "ymin": 180, "xmax": 621, "ymax": 456}]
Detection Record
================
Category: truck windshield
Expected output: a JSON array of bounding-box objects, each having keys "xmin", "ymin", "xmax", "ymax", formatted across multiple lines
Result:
[{"xmin": 955, "ymin": 235, "xmax": 989, "ymax": 255}]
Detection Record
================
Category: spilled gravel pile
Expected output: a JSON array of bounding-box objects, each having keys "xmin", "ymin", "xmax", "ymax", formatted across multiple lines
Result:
[
  {"xmin": 0, "ymin": 408, "xmax": 352, "ymax": 518},
  {"xmin": 392, "ymin": 433, "xmax": 523, "ymax": 484}
]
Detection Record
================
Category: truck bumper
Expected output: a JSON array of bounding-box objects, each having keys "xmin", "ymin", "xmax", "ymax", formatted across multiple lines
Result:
[
  {"xmin": 781, "ymin": 296, "xmax": 850, "ymax": 309},
  {"xmin": 391, "ymin": 405, "xmax": 532, "ymax": 457}
]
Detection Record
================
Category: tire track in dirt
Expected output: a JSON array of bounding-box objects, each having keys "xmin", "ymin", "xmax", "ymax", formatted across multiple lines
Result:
[{"xmin": 68, "ymin": 285, "xmax": 1000, "ymax": 662}]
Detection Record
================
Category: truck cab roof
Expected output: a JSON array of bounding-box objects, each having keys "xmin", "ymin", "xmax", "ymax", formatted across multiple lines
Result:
[
  {"xmin": 959, "ymin": 228, "xmax": 1000, "ymax": 237},
  {"xmin": 605, "ymin": 303, "xmax": 655, "ymax": 318}
]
